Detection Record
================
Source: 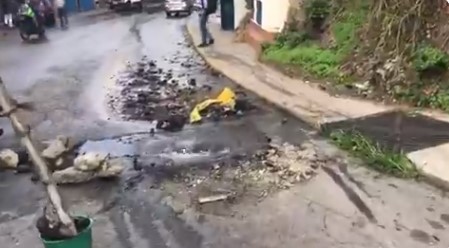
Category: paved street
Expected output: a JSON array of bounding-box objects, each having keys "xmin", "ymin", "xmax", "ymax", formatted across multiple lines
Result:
[{"xmin": 0, "ymin": 10, "xmax": 449, "ymax": 248}]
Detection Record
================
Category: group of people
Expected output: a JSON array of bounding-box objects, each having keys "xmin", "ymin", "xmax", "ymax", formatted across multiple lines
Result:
[{"xmin": 1, "ymin": 0, "xmax": 68, "ymax": 30}]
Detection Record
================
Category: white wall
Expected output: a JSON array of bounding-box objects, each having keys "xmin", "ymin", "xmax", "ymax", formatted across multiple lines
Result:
[
  {"xmin": 234, "ymin": 0, "xmax": 248, "ymax": 29},
  {"xmin": 253, "ymin": 0, "xmax": 290, "ymax": 33}
]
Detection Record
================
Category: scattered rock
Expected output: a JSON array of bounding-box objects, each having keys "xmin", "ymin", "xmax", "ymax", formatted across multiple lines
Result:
[
  {"xmin": 265, "ymin": 142, "xmax": 319, "ymax": 180},
  {"xmin": 73, "ymin": 152, "xmax": 109, "ymax": 172},
  {"xmin": 188, "ymin": 78, "xmax": 196, "ymax": 86},
  {"xmin": 161, "ymin": 196, "xmax": 186, "ymax": 214},
  {"xmin": 53, "ymin": 153, "xmax": 123, "ymax": 184},
  {"xmin": 243, "ymin": 141, "xmax": 321, "ymax": 189},
  {"xmin": 41, "ymin": 136, "xmax": 73, "ymax": 169},
  {"xmin": 0, "ymin": 149, "xmax": 18, "ymax": 169},
  {"xmin": 156, "ymin": 114, "xmax": 187, "ymax": 132}
]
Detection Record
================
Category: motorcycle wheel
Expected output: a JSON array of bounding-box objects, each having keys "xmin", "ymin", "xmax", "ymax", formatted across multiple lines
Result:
[{"xmin": 20, "ymin": 31, "xmax": 30, "ymax": 41}]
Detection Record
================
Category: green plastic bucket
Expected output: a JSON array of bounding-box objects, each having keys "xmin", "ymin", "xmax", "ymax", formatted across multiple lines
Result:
[{"xmin": 40, "ymin": 216, "xmax": 93, "ymax": 248}]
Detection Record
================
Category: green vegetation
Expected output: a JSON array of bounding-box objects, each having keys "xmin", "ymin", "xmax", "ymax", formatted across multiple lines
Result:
[
  {"xmin": 263, "ymin": 43, "xmax": 340, "ymax": 77},
  {"xmin": 329, "ymin": 129, "xmax": 418, "ymax": 178},
  {"xmin": 391, "ymin": 45, "xmax": 449, "ymax": 110},
  {"xmin": 262, "ymin": 0, "xmax": 449, "ymax": 113},
  {"xmin": 304, "ymin": 0, "xmax": 331, "ymax": 20},
  {"xmin": 395, "ymin": 83, "xmax": 449, "ymax": 112},
  {"xmin": 262, "ymin": 0, "xmax": 368, "ymax": 79},
  {"xmin": 413, "ymin": 44, "xmax": 449, "ymax": 74}
]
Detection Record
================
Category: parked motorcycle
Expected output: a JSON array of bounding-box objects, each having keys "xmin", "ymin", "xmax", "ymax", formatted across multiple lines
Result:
[{"xmin": 16, "ymin": 3, "xmax": 46, "ymax": 41}]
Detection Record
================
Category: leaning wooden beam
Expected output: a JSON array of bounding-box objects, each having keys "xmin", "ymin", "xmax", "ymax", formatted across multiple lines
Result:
[{"xmin": 0, "ymin": 78, "xmax": 77, "ymax": 237}]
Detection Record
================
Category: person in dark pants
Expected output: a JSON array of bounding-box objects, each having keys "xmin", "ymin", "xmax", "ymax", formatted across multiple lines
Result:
[
  {"xmin": 195, "ymin": 0, "xmax": 216, "ymax": 47},
  {"xmin": 29, "ymin": 0, "xmax": 45, "ymax": 28},
  {"xmin": 54, "ymin": 0, "xmax": 67, "ymax": 29},
  {"xmin": 2, "ymin": 0, "xmax": 18, "ymax": 28}
]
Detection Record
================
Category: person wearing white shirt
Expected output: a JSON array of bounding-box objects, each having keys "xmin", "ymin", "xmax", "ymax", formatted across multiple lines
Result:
[{"xmin": 54, "ymin": 0, "xmax": 67, "ymax": 29}]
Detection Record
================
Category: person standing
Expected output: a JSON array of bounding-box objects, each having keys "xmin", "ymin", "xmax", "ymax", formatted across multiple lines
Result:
[
  {"xmin": 195, "ymin": 0, "xmax": 216, "ymax": 47},
  {"xmin": 2, "ymin": 0, "xmax": 17, "ymax": 28},
  {"xmin": 54, "ymin": 0, "xmax": 67, "ymax": 29}
]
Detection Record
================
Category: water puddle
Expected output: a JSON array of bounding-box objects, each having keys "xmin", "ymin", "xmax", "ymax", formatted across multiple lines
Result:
[
  {"xmin": 78, "ymin": 133, "xmax": 232, "ymax": 168},
  {"xmin": 157, "ymin": 148, "xmax": 230, "ymax": 166},
  {"xmin": 77, "ymin": 134, "xmax": 146, "ymax": 157}
]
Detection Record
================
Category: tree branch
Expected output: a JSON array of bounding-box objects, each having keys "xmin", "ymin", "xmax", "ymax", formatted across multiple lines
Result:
[{"xmin": 0, "ymin": 77, "xmax": 77, "ymax": 237}]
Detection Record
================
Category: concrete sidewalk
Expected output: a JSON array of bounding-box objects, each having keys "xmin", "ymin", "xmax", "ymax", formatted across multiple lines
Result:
[{"xmin": 186, "ymin": 18, "xmax": 449, "ymax": 188}]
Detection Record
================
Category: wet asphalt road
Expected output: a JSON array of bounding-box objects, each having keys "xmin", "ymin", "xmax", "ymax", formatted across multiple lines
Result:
[
  {"xmin": 0, "ymin": 10, "xmax": 314, "ymax": 248},
  {"xmin": 2, "ymin": 10, "xmax": 449, "ymax": 248}
]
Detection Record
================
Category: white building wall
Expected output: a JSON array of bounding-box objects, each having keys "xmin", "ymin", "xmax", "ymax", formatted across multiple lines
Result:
[
  {"xmin": 253, "ymin": 0, "xmax": 290, "ymax": 33},
  {"xmin": 234, "ymin": 0, "xmax": 248, "ymax": 29}
]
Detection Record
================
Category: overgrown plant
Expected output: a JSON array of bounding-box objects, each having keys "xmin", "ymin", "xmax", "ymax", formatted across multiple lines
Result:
[
  {"xmin": 413, "ymin": 44, "xmax": 449, "ymax": 75},
  {"xmin": 305, "ymin": 0, "xmax": 331, "ymax": 21},
  {"xmin": 365, "ymin": 0, "xmax": 441, "ymax": 80},
  {"xmin": 262, "ymin": 0, "xmax": 367, "ymax": 78},
  {"xmin": 329, "ymin": 129, "xmax": 418, "ymax": 177},
  {"xmin": 275, "ymin": 31, "xmax": 310, "ymax": 48}
]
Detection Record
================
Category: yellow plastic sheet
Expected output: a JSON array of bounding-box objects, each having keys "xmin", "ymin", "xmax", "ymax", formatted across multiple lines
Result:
[{"xmin": 190, "ymin": 87, "xmax": 236, "ymax": 123}]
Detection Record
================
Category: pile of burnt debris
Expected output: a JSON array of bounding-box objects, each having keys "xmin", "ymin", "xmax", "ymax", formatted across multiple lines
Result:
[{"xmin": 108, "ymin": 57, "xmax": 256, "ymax": 132}]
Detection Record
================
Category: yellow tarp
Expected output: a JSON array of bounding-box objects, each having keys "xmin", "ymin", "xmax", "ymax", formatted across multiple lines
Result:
[{"xmin": 190, "ymin": 87, "xmax": 236, "ymax": 123}]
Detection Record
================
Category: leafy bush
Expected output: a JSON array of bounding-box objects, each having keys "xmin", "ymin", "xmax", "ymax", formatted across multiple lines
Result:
[
  {"xmin": 305, "ymin": 0, "xmax": 331, "ymax": 20},
  {"xmin": 413, "ymin": 45, "xmax": 449, "ymax": 73},
  {"xmin": 275, "ymin": 31, "xmax": 310, "ymax": 48},
  {"xmin": 263, "ymin": 44, "xmax": 340, "ymax": 77},
  {"xmin": 395, "ymin": 83, "xmax": 449, "ymax": 111},
  {"xmin": 261, "ymin": 0, "xmax": 367, "ymax": 80},
  {"xmin": 331, "ymin": 10, "xmax": 365, "ymax": 55}
]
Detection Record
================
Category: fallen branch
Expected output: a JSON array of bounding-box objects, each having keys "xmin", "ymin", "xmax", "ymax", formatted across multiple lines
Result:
[
  {"xmin": 0, "ymin": 77, "xmax": 77, "ymax": 237},
  {"xmin": 198, "ymin": 194, "xmax": 230, "ymax": 204}
]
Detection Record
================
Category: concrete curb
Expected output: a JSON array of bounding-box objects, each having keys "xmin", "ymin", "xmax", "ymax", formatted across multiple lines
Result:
[
  {"xmin": 184, "ymin": 23, "xmax": 326, "ymax": 131},
  {"xmin": 184, "ymin": 21, "xmax": 449, "ymax": 190}
]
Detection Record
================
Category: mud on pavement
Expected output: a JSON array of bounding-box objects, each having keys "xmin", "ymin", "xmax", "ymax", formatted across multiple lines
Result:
[
  {"xmin": 108, "ymin": 55, "xmax": 256, "ymax": 131},
  {"xmin": 102, "ymin": 33, "xmax": 326, "ymax": 216}
]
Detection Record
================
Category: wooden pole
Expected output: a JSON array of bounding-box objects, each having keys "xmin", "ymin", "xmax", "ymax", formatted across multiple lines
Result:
[{"xmin": 0, "ymin": 78, "xmax": 77, "ymax": 236}]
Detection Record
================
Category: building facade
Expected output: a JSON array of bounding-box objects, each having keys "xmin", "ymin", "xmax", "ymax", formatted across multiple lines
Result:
[
  {"xmin": 252, "ymin": 0, "xmax": 290, "ymax": 33},
  {"xmin": 244, "ymin": 0, "xmax": 291, "ymax": 51}
]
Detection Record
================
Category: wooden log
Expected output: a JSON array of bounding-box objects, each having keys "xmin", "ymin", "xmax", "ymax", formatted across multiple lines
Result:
[{"xmin": 0, "ymin": 78, "xmax": 77, "ymax": 237}]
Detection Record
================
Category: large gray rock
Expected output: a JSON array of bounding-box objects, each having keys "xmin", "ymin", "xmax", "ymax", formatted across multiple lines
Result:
[
  {"xmin": 53, "ymin": 155, "xmax": 124, "ymax": 184},
  {"xmin": 73, "ymin": 152, "xmax": 109, "ymax": 172},
  {"xmin": 42, "ymin": 136, "xmax": 71, "ymax": 160}
]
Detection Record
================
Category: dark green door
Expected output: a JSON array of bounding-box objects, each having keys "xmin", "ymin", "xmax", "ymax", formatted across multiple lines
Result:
[
  {"xmin": 220, "ymin": 0, "xmax": 235, "ymax": 30},
  {"xmin": 256, "ymin": 0, "xmax": 262, "ymax": 25}
]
